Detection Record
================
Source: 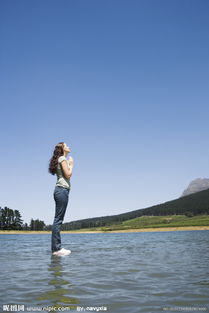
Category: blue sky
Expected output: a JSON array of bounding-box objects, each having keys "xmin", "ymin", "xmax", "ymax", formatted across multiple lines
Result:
[{"xmin": 0, "ymin": 0, "xmax": 209, "ymax": 225}]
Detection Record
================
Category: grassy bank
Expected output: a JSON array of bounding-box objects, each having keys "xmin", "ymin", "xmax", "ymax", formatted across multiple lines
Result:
[
  {"xmin": 0, "ymin": 226, "xmax": 209, "ymax": 234},
  {"xmin": 87, "ymin": 214, "xmax": 209, "ymax": 231}
]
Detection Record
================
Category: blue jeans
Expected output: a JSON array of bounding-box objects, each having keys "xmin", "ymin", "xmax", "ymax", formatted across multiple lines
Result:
[{"xmin": 51, "ymin": 186, "xmax": 70, "ymax": 252}]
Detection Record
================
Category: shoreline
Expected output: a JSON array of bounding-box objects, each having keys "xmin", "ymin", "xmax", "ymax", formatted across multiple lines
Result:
[{"xmin": 0, "ymin": 226, "xmax": 209, "ymax": 234}]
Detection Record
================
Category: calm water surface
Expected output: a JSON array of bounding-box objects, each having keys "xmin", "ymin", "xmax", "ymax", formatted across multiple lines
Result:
[{"xmin": 0, "ymin": 231, "xmax": 209, "ymax": 313}]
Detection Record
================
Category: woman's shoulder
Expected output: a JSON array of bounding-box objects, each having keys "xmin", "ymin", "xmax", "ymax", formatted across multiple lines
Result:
[{"xmin": 58, "ymin": 155, "xmax": 66, "ymax": 163}]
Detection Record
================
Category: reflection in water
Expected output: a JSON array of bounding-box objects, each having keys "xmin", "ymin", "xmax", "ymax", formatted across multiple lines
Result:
[{"xmin": 36, "ymin": 255, "xmax": 80, "ymax": 310}]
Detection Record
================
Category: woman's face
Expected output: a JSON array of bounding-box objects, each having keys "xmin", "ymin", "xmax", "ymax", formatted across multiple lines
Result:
[{"xmin": 63, "ymin": 143, "xmax": 71, "ymax": 153}]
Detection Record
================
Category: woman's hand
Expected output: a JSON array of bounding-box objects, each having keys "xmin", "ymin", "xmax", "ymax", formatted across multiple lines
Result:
[{"xmin": 68, "ymin": 156, "xmax": 74, "ymax": 168}]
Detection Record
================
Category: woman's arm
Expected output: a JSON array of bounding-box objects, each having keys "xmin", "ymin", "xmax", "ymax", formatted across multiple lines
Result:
[{"xmin": 60, "ymin": 160, "xmax": 73, "ymax": 179}]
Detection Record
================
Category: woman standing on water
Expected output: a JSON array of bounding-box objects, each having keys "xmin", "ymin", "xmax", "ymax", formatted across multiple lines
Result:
[{"xmin": 48, "ymin": 142, "xmax": 74, "ymax": 256}]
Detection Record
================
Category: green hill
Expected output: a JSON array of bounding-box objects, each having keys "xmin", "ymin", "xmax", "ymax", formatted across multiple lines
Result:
[
  {"xmin": 60, "ymin": 188, "xmax": 209, "ymax": 231},
  {"xmin": 108, "ymin": 214, "xmax": 209, "ymax": 231}
]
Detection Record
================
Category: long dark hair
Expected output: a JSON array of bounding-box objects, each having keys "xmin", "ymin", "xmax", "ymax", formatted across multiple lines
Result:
[{"xmin": 48, "ymin": 142, "xmax": 64, "ymax": 175}]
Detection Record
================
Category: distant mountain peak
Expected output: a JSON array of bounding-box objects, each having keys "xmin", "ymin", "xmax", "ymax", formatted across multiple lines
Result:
[{"xmin": 181, "ymin": 178, "xmax": 209, "ymax": 197}]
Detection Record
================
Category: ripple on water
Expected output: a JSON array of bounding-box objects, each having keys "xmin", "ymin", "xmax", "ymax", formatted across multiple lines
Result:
[{"xmin": 1, "ymin": 231, "xmax": 209, "ymax": 311}]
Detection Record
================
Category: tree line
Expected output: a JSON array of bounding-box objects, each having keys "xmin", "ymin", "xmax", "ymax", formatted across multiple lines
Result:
[{"xmin": 0, "ymin": 206, "xmax": 46, "ymax": 230}]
